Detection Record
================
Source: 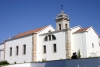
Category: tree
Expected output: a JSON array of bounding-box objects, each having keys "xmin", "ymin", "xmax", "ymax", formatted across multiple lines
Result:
[{"xmin": 78, "ymin": 50, "xmax": 81, "ymax": 58}]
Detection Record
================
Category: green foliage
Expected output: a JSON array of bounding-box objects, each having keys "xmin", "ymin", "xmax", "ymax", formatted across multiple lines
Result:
[
  {"xmin": 42, "ymin": 58, "xmax": 47, "ymax": 62},
  {"xmin": 0, "ymin": 61, "xmax": 9, "ymax": 65},
  {"xmin": 14, "ymin": 62, "xmax": 16, "ymax": 64},
  {"xmin": 78, "ymin": 50, "xmax": 81, "ymax": 58}
]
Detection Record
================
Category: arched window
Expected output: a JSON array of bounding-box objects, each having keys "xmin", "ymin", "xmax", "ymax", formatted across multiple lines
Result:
[
  {"xmin": 44, "ymin": 36, "xmax": 48, "ymax": 41},
  {"xmin": 59, "ymin": 24, "xmax": 61, "ymax": 30},
  {"xmin": 52, "ymin": 35, "xmax": 56, "ymax": 40},
  {"xmin": 48, "ymin": 30, "xmax": 51, "ymax": 32},
  {"xmin": 65, "ymin": 24, "xmax": 68, "ymax": 29}
]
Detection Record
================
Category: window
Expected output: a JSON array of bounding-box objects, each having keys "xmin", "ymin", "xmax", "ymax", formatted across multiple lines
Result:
[
  {"xmin": 48, "ymin": 35, "xmax": 51, "ymax": 40},
  {"xmin": 53, "ymin": 44, "xmax": 57, "ymax": 52},
  {"xmin": 16, "ymin": 46, "xmax": 19, "ymax": 55},
  {"xmin": 23, "ymin": 45, "xmax": 26, "ymax": 55},
  {"xmin": 92, "ymin": 43, "xmax": 94, "ymax": 48},
  {"xmin": 10, "ymin": 47, "xmax": 12, "ymax": 56},
  {"xmin": 44, "ymin": 35, "xmax": 56, "ymax": 41},
  {"xmin": 65, "ymin": 24, "xmax": 68, "ymax": 29},
  {"xmin": 59, "ymin": 24, "xmax": 61, "ymax": 30},
  {"xmin": 44, "ymin": 36, "xmax": 48, "ymax": 41},
  {"xmin": 52, "ymin": 35, "xmax": 56, "ymax": 40},
  {"xmin": 43, "ymin": 45, "xmax": 46, "ymax": 53},
  {"xmin": 48, "ymin": 30, "xmax": 51, "ymax": 32}
]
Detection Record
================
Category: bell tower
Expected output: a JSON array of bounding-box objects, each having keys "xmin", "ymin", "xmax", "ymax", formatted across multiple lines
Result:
[
  {"xmin": 55, "ymin": 5, "xmax": 71, "ymax": 59},
  {"xmin": 55, "ymin": 10, "xmax": 70, "ymax": 30}
]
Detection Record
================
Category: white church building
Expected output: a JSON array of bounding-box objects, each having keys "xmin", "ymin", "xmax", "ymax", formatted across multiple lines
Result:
[{"xmin": 0, "ymin": 10, "xmax": 100, "ymax": 64}]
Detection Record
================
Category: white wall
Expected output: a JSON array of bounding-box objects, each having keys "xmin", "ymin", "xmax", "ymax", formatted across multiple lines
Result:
[
  {"xmin": 39, "ymin": 31, "xmax": 66, "ymax": 61},
  {"xmin": 5, "ymin": 35, "xmax": 32, "ymax": 64},
  {"xmin": 71, "ymin": 26, "xmax": 82, "ymax": 56},
  {"xmin": 3, "ymin": 63, "xmax": 31, "ymax": 67},
  {"xmin": 0, "ymin": 43, "xmax": 4, "ymax": 61},
  {"xmin": 72, "ymin": 33, "xmax": 87, "ymax": 58},
  {"xmin": 36, "ymin": 25, "xmax": 55, "ymax": 61},
  {"xmin": 98, "ymin": 38, "xmax": 100, "ymax": 46},
  {"xmin": 71, "ymin": 27, "xmax": 100, "ymax": 58},
  {"xmin": 86, "ymin": 28, "xmax": 100, "ymax": 57}
]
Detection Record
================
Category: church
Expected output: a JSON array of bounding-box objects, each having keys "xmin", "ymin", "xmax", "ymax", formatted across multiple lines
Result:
[{"xmin": 0, "ymin": 10, "xmax": 100, "ymax": 64}]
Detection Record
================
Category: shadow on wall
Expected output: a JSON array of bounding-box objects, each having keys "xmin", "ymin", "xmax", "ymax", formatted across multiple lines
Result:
[{"xmin": 30, "ymin": 58, "xmax": 100, "ymax": 67}]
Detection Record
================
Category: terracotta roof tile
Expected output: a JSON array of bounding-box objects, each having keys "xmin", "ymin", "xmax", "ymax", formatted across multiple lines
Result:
[
  {"xmin": 73, "ymin": 27, "xmax": 89, "ymax": 34},
  {"xmin": 13, "ymin": 26, "xmax": 47, "ymax": 38}
]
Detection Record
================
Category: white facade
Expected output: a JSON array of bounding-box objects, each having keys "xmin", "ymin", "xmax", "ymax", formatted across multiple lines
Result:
[
  {"xmin": 40, "ymin": 30, "xmax": 66, "ymax": 61},
  {"xmin": 0, "ymin": 11, "xmax": 100, "ymax": 64},
  {"xmin": 5, "ymin": 35, "xmax": 33, "ymax": 64},
  {"xmin": 3, "ymin": 63, "xmax": 31, "ymax": 67},
  {"xmin": 35, "ymin": 25, "xmax": 55, "ymax": 61},
  {"xmin": 85, "ymin": 27, "xmax": 100, "ymax": 57},
  {"xmin": 0, "ymin": 43, "xmax": 4, "ymax": 61}
]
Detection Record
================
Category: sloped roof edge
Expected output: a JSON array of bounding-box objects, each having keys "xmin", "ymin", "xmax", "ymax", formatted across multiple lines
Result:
[
  {"xmin": 71, "ymin": 25, "xmax": 82, "ymax": 30},
  {"xmin": 73, "ymin": 27, "xmax": 90, "ymax": 34},
  {"xmin": 13, "ymin": 26, "xmax": 48, "ymax": 39}
]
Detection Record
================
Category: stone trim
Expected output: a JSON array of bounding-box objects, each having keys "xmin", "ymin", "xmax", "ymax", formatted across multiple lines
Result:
[
  {"xmin": 32, "ymin": 33, "xmax": 37, "ymax": 62},
  {"xmin": 40, "ymin": 29, "xmax": 70, "ymax": 36},
  {"xmin": 66, "ymin": 29, "xmax": 71, "ymax": 59}
]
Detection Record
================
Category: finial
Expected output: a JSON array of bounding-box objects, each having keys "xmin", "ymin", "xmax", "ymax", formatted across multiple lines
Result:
[{"xmin": 61, "ymin": 4, "xmax": 63, "ymax": 11}]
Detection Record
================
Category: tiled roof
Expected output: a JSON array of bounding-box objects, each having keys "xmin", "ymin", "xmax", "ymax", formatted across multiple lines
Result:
[
  {"xmin": 73, "ymin": 27, "xmax": 89, "ymax": 34},
  {"xmin": 13, "ymin": 26, "xmax": 47, "ymax": 38}
]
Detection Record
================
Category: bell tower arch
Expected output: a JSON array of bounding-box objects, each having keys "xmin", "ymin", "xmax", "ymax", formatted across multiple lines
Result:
[{"xmin": 55, "ymin": 10, "xmax": 70, "ymax": 30}]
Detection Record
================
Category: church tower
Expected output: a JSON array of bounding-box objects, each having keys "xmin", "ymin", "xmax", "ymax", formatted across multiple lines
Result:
[
  {"xmin": 55, "ymin": 10, "xmax": 70, "ymax": 30},
  {"xmin": 55, "ymin": 10, "xmax": 71, "ymax": 59}
]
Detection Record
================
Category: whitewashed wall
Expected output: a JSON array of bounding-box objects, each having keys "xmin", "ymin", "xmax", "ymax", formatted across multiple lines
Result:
[
  {"xmin": 36, "ymin": 25, "xmax": 55, "ymax": 61},
  {"xmin": 5, "ymin": 35, "xmax": 32, "ymax": 64},
  {"xmin": 71, "ymin": 26, "xmax": 81, "ymax": 56},
  {"xmin": 72, "ymin": 33, "xmax": 87, "ymax": 58},
  {"xmin": 39, "ymin": 31, "xmax": 66, "ymax": 61},
  {"xmin": 86, "ymin": 27, "xmax": 100, "ymax": 57},
  {"xmin": 3, "ymin": 63, "xmax": 31, "ymax": 67},
  {"xmin": 71, "ymin": 27, "xmax": 100, "ymax": 58},
  {"xmin": 0, "ymin": 43, "xmax": 4, "ymax": 61},
  {"xmin": 98, "ymin": 37, "xmax": 100, "ymax": 46}
]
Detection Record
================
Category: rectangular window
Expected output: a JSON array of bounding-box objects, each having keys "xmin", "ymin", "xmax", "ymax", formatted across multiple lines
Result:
[
  {"xmin": 10, "ymin": 47, "xmax": 12, "ymax": 56},
  {"xmin": 43, "ymin": 45, "xmax": 46, "ymax": 53},
  {"xmin": 92, "ymin": 43, "xmax": 94, "ymax": 48},
  {"xmin": 48, "ymin": 35, "xmax": 51, "ymax": 40},
  {"xmin": 23, "ymin": 45, "xmax": 26, "ymax": 55},
  {"xmin": 16, "ymin": 46, "xmax": 19, "ymax": 55},
  {"xmin": 53, "ymin": 44, "xmax": 57, "ymax": 52}
]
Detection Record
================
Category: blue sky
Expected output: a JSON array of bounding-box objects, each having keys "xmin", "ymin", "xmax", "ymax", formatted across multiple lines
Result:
[{"xmin": 0, "ymin": 0, "xmax": 100, "ymax": 43}]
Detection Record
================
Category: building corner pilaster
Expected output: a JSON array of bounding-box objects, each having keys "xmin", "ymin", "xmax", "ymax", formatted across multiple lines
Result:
[
  {"xmin": 66, "ymin": 29, "xmax": 71, "ymax": 59},
  {"xmin": 32, "ymin": 33, "xmax": 37, "ymax": 62}
]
